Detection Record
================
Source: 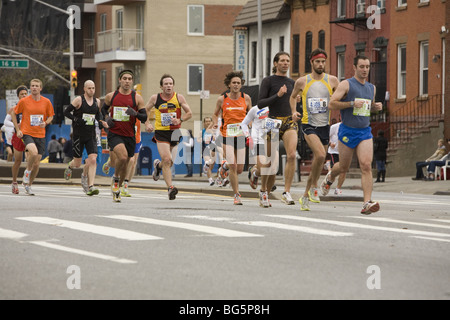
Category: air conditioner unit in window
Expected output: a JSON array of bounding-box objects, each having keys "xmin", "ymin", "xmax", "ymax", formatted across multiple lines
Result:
[{"xmin": 357, "ymin": 3, "xmax": 365, "ymax": 14}]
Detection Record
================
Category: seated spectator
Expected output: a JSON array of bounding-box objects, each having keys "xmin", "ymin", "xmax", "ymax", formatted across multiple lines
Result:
[
  {"xmin": 412, "ymin": 138, "xmax": 447, "ymax": 180},
  {"xmin": 423, "ymin": 151, "xmax": 450, "ymax": 181}
]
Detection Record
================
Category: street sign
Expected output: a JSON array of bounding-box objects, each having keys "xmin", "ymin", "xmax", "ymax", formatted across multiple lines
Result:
[{"xmin": 0, "ymin": 59, "xmax": 29, "ymax": 69}]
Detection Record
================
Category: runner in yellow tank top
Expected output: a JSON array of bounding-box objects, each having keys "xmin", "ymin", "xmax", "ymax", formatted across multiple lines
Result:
[{"xmin": 212, "ymin": 71, "xmax": 251, "ymax": 205}]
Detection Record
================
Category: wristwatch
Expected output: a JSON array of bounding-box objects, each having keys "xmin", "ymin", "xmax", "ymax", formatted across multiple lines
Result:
[{"xmin": 350, "ymin": 101, "xmax": 355, "ymax": 107}]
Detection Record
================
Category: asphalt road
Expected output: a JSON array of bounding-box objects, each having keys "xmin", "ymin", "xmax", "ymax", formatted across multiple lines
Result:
[{"xmin": 1, "ymin": 184, "xmax": 449, "ymax": 301}]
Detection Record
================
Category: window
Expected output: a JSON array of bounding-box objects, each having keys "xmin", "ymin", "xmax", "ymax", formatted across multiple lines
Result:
[
  {"xmin": 337, "ymin": 0, "xmax": 346, "ymax": 18},
  {"xmin": 188, "ymin": 5, "xmax": 204, "ymax": 35},
  {"xmin": 100, "ymin": 70, "xmax": 107, "ymax": 97},
  {"xmin": 266, "ymin": 39, "xmax": 272, "ymax": 77},
  {"xmin": 419, "ymin": 41, "xmax": 428, "ymax": 96},
  {"xmin": 187, "ymin": 64, "xmax": 203, "ymax": 94},
  {"xmin": 292, "ymin": 34, "xmax": 300, "ymax": 74},
  {"xmin": 397, "ymin": 44, "xmax": 407, "ymax": 99},
  {"xmin": 357, "ymin": 0, "xmax": 366, "ymax": 14},
  {"xmin": 251, "ymin": 41, "xmax": 257, "ymax": 79},
  {"xmin": 337, "ymin": 53, "xmax": 345, "ymax": 81},
  {"xmin": 398, "ymin": 0, "xmax": 407, "ymax": 6},
  {"xmin": 305, "ymin": 32, "xmax": 313, "ymax": 73},
  {"xmin": 318, "ymin": 30, "xmax": 325, "ymax": 50},
  {"xmin": 100, "ymin": 14, "xmax": 107, "ymax": 32},
  {"xmin": 419, "ymin": 0, "xmax": 429, "ymax": 3},
  {"xmin": 279, "ymin": 36, "xmax": 284, "ymax": 52},
  {"xmin": 377, "ymin": 0, "xmax": 386, "ymax": 10}
]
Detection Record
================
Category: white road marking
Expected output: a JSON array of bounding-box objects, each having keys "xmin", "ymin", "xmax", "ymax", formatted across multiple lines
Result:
[
  {"xmin": 0, "ymin": 228, "xmax": 28, "ymax": 240},
  {"xmin": 271, "ymin": 215, "xmax": 450, "ymax": 238},
  {"xmin": 101, "ymin": 215, "xmax": 263, "ymax": 238},
  {"xmin": 29, "ymin": 240, "xmax": 137, "ymax": 264},
  {"xmin": 349, "ymin": 216, "xmax": 450, "ymax": 230},
  {"xmin": 411, "ymin": 236, "xmax": 450, "ymax": 243},
  {"xmin": 16, "ymin": 217, "xmax": 162, "ymax": 241}
]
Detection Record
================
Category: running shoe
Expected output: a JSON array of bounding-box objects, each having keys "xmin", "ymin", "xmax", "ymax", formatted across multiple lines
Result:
[
  {"xmin": 219, "ymin": 160, "xmax": 229, "ymax": 179},
  {"xmin": 234, "ymin": 193, "xmax": 243, "ymax": 205},
  {"xmin": 320, "ymin": 172, "xmax": 333, "ymax": 196},
  {"xmin": 121, "ymin": 185, "xmax": 131, "ymax": 197},
  {"xmin": 81, "ymin": 174, "xmax": 89, "ymax": 193},
  {"xmin": 203, "ymin": 162, "xmax": 210, "ymax": 174},
  {"xmin": 271, "ymin": 185, "xmax": 277, "ymax": 192},
  {"xmin": 222, "ymin": 178, "xmax": 230, "ymax": 187},
  {"xmin": 259, "ymin": 191, "xmax": 270, "ymax": 208},
  {"xmin": 111, "ymin": 177, "xmax": 119, "ymax": 194},
  {"xmin": 281, "ymin": 192, "xmax": 295, "ymax": 205},
  {"xmin": 208, "ymin": 178, "xmax": 215, "ymax": 186},
  {"xmin": 22, "ymin": 170, "xmax": 31, "ymax": 185},
  {"xmin": 361, "ymin": 200, "xmax": 380, "ymax": 215},
  {"xmin": 23, "ymin": 183, "xmax": 34, "ymax": 196},
  {"xmin": 249, "ymin": 166, "xmax": 258, "ymax": 190},
  {"xmin": 299, "ymin": 196, "xmax": 310, "ymax": 211},
  {"xmin": 102, "ymin": 160, "xmax": 110, "ymax": 175},
  {"xmin": 112, "ymin": 191, "xmax": 121, "ymax": 203},
  {"xmin": 64, "ymin": 166, "xmax": 72, "ymax": 180},
  {"xmin": 86, "ymin": 186, "xmax": 99, "ymax": 196},
  {"xmin": 215, "ymin": 177, "xmax": 223, "ymax": 187},
  {"xmin": 308, "ymin": 188, "xmax": 320, "ymax": 203},
  {"xmin": 334, "ymin": 188, "xmax": 342, "ymax": 195},
  {"xmin": 168, "ymin": 185, "xmax": 178, "ymax": 200},
  {"xmin": 12, "ymin": 182, "xmax": 19, "ymax": 194},
  {"xmin": 153, "ymin": 159, "xmax": 162, "ymax": 181}
]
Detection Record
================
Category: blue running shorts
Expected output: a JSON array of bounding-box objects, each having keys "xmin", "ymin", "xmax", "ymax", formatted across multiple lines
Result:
[{"xmin": 338, "ymin": 124, "xmax": 373, "ymax": 149}]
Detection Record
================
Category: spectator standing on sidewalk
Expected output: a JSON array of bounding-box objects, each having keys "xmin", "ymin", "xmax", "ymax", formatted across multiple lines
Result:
[{"xmin": 374, "ymin": 130, "xmax": 388, "ymax": 183}]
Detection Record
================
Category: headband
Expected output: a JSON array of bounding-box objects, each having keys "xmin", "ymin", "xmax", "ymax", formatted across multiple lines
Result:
[
  {"xmin": 310, "ymin": 53, "xmax": 327, "ymax": 61},
  {"xmin": 16, "ymin": 86, "xmax": 28, "ymax": 97},
  {"xmin": 119, "ymin": 69, "xmax": 134, "ymax": 79}
]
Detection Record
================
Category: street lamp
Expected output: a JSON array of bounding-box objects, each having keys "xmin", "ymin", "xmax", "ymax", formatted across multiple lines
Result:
[{"xmin": 33, "ymin": 0, "xmax": 76, "ymax": 101}]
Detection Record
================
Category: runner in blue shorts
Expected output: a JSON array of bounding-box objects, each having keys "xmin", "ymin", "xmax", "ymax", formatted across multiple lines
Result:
[{"xmin": 319, "ymin": 55, "xmax": 383, "ymax": 214}]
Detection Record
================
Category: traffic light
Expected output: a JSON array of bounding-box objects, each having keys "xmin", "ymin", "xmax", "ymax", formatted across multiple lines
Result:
[{"xmin": 71, "ymin": 70, "xmax": 78, "ymax": 88}]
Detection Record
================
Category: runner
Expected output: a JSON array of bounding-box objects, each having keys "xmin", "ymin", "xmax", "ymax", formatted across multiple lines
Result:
[
  {"xmin": 320, "ymin": 55, "xmax": 383, "ymax": 214},
  {"xmin": 257, "ymin": 52, "xmax": 300, "ymax": 207},
  {"xmin": 212, "ymin": 71, "xmax": 251, "ymax": 205},
  {"xmin": 327, "ymin": 119, "xmax": 346, "ymax": 195},
  {"xmin": 145, "ymin": 74, "xmax": 192, "ymax": 200},
  {"xmin": 4, "ymin": 85, "xmax": 28, "ymax": 194},
  {"xmin": 10, "ymin": 79, "xmax": 54, "ymax": 195},
  {"xmin": 201, "ymin": 117, "xmax": 216, "ymax": 186},
  {"xmin": 121, "ymin": 120, "xmax": 142, "ymax": 197},
  {"xmin": 290, "ymin": 48, "xmax": 339, "ymax": 211},
  {"xmin": 101, "ymin": 70, "xmax": 147, "ymax": 202},
  {"xmin": 240, "ymin": 105, "xmax": 269, "ymax": 191},
  {"xmin": 63, "ymin": 80, "xmax": 102, "ymax": 196}
]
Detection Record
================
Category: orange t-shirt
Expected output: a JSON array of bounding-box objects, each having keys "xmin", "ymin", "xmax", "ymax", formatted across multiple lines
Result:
[
  {"xmin": 15, "ymin": 95, "xmax": 54, "ymax": 138},
  {"xmin": 220, "ymin": 92, "xmax": 247, "ymax": 137}
]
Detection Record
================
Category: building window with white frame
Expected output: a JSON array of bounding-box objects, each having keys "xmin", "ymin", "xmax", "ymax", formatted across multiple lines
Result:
[
  {"xmin": 419, "ymin": 41, "xmax": 428, "ymax": 96},
  {"xmin": 188, "ymin": 5, "xmax": 204, "ymax": 36},
  {"xmin": 337, "ymin": 0, "xmax": 346, "ymax": 18},
  {"xmin": 397, "ymin": 44, "xmax": 407, "ymax": 99},
  {"xmin": 398, "ymin": 0, "xmax": 407, "ymax": 6},
  {"xmin": 100, "ymin": 69, "xmax": 107, "ymax": 98},
  {"xmin": 251, "ymin": 41, "xmax": 257, "ymax": 79},
  {"xmin": 187, "ymin": 64, "xmax": 203, "ymax": 94},
  {"xmin": 337, "ymin": 53, "xmax": 345, "ymax": 81},
  {"xmin": 377, "ymin": 0, "xmax": 386, "ymax": 10},
  {"xmin": 356, "ymin": 0, "xmax": 366, "ymax": 15}
]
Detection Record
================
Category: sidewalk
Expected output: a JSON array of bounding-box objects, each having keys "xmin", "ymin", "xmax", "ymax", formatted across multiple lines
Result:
[{"xmin": 1, "ymin": 163, "xmax": 449, "ymax": 198}]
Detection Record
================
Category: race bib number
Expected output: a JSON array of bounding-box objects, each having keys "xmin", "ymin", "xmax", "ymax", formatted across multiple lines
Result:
[
  {"xmin": 112, "ymin": 107, "xmax": 130, "ymax": 122},
  {"xmin": 161, "ymin": 112, "xmax": 176, "ymax": 126},
  {"xmin": 352, "ymin": 98, "xmax": 372, "ymax": 117},
  {"xmin": 204, "ymin": 132, "xmax": 213, "ymax": 144},
  {"xmin": 308, "ymin": 97, "xmax": 328, "ymax": 114},
  {"xmin": 263, "ymin": 118, "xmax": 282, "ymax": 132},
  {"xmin": 82, "ymin": 113, "xmax": 95, "ymax": 126},
  {"xmin": 226, "ymin": 123, "xmax": 243, "ymax": 137},
  {"xmin": 30, "ymin": 114, "xmax": 44, "ymax": 126}
]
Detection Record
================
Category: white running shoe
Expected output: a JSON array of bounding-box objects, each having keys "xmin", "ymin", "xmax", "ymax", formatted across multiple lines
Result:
[
  {"xmin": 320, "ymin": 172, "xmax": 333, "ymax": 196},
  {"xmin": 299, "ymin": 196, "xmax": 310, "ymax": 211},
  {"xmin": 152, "ymin": 159, "xmax": 161, "ymax": 181},
  {"xmin": 23, "ymin": 170, "xmax": 31, "ymax": 185},
  {"xmin": 281, "ymin": 192, "xmax": 295, "ymax": 205},
  {"xmin": 208, "ymin": 178, "xmax": 215, "ymax": 186},
  {"xmin": 81, "ymin": 174, "xmax": 89, "ymax": 193},
  {"xmin": 361, "ymin": 200, "xmax": 380, "ymax": 215},
  {"xmin": 259, "ymin": 191, "xmax": 270, "ymax": 208},
  {"xmin": 308, "ymin": 188, "xmax": 320, "ymax": 203},
  {"xmin": 23, "ymin": 183, "xmax": 35, "ymax": 196},
  {"xmin": 334, "ymin": 188, "xmax": 342, "ymax": 195}
]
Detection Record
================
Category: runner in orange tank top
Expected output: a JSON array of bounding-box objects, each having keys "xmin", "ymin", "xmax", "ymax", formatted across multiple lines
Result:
[{"xmin": 212, "ymin": 71, "xmax": 251, "ymax": 205}]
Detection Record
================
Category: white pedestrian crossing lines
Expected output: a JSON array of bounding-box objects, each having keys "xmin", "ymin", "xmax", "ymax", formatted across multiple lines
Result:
[{"xmin": 2, "ymin": 214, "xmax": 450, "ymax": 264}]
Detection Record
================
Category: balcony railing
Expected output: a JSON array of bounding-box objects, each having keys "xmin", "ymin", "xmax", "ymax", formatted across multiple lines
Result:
[
  {"xmin": 97, "ymin": 29, "xmax": 144, "ymax": 53},
  {"xmin": 84, "ymin": 39, "xmax": 95, "ymax": 58}
]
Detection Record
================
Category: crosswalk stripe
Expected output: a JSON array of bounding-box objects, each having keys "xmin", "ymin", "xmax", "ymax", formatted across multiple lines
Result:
[
  {"xmin": 0, "ymin": 227, "xmax": 28, "ymax": 240},
  {"xmin": 28, "ymin": 240, "xmax": 137, "ymax": 264},
  {"xmin": 350, "ymin": 216, "xmax": 450, "ymax": 230},
  {"xmin": 101, "ymin": 215, "xmax": 263, "ymax": 238},
  {"xmin": 271, "ymin": 215, "xmax": 450, "ymax": 238},
  {"xmin": 16, "ymin": 217, "xmax": 162, "ymax": 241},
  {"xmin": 232, "ymin": 221, "xmax": 353, "ymax": 237},
  {"xmin": 431, "ymin": 219, "xmax": 450, "ymax": 224},
  {"xmin": 411, "ymin": 236, "xmax": 450, "ymax": 243}
]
